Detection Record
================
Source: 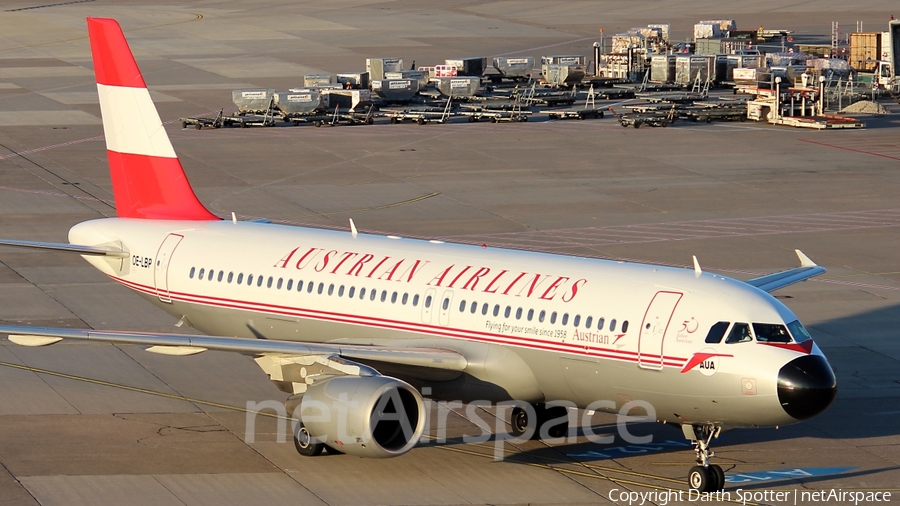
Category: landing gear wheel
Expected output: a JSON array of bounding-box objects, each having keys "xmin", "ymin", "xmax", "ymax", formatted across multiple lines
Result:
[
  {"xmin": 688, "ymin": 466, "xmax": 713, "ymax": 492},
  {"xmin": 510, "ymin": 407, "xmax": 529, "ymax": 437},
  {"xmin": 293, "ymin": 423, "xmax": 323, "ymax": 457},
  {"xmin": 710, "ymin": 464, "xmax": 725, "ymax": 491}
]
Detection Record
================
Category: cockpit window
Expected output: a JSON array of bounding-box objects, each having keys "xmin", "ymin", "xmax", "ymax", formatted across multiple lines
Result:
[
  {"xmin": 786, "ymin": 320, "xmax": 812, "ymax": 343},
  {"xmin": 753, "ymin": 323, "xmax": 792, "ymax": 343},
  {"xmin": 705, "ymin": 321, "xmax": 730, "ymax": 344},
  {"xmin": 724, "ymin": 322, "xmax": 752, "ymax": 343}
]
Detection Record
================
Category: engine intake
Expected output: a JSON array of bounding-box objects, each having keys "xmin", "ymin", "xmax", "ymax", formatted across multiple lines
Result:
[{"xmin": 299, "ymin": 375, "xmax": 425, "ymax": 458}]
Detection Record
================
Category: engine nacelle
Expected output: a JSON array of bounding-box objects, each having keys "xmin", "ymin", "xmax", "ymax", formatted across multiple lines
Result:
[{"xmin": 299, "ymin": 375, "xmax": 425, "ymax": 458}]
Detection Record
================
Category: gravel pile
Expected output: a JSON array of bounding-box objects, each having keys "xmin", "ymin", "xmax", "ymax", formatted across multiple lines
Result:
[{"xmin": 841, "ymin": 100, "xmax": 890, "ymax": 115}]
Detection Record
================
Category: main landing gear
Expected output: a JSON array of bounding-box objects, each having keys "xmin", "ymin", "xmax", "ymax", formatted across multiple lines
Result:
[
  {"xmin": 684, "ymin": 424, "xmax": 725, "ymax": 493},
  {"xmin": 509, "ymin": 403, "xmax": 569, "ymax": 439}
]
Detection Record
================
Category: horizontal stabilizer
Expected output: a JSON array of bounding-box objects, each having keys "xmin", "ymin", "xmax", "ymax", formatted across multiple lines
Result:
[
  {"xmin": 1, "ymin": 325, "xmax": 468, "ymax": 372},
  {"xmin": 745, "ymin": 250, "xmax": 825, "ymax": 293},
  {"xmin": 0, "ymin": 239, "xmax": 129, "ymax": 257}
]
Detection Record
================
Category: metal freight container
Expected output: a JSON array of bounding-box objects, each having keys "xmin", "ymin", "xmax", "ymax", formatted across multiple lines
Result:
[
  {"xmin": 695, "ymin": 38, "xmax": 749, "ymax": 55},
  {"xmin": 371, "ymin": 79, "xmax": 419, "ymax": 101},
  {"xmin": 336, "ymin": 72, "xmax": 369, "ymax": 89},
  {"xmin": 720, "ymin": 54, "xmax": 762, "ymax": 81},
  {"xmin": 445, "ymin": 57, "xmax": 486, "ymax": 77},
  {"xmin": 320, "ymin": 89, "xmax": 371, "ymax": 111},
  {"xmin": 849, "ymin": 32, "xmax": 881, "ymax": 71},
  {"xmin": 384, "ymin": 70, "xmax": 428, "ymax": 89},
  {"xmin": 232, "ymin": 89, "xmax": 276, "ymax": 113},
  {"xmin": 542, "ymin": 55, "xmax": 586, "ymax": 65},
  {"xmin": 674, "ymin": 55, "xmax": 715, "ymax": 85},
  {"xmin": 543, "ymin": 64, "xmax": 586, "ymax": 87},
  {"xmin": 366, "ymin": 58, "xmax": 403, "ymax": 81},
  {"xmin": 435, "ymin": 77, "xmax": 481, "ymax": 98},
  {"xmin": 492, "ymin": 56, "xmax": 534, "ymax": 79},
  {"xmin": 650, "ymin": 55, "xmax": 676, "ymax": 83},
  {"xmin": 303, "ymin": 74, "xmax": 332, "ymax": 87},
  {"xmin": 274, "ymin": 90, "xmax": 325, "ymax": 115}
]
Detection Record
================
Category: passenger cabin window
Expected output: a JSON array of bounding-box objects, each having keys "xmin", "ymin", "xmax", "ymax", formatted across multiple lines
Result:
[
  {"xmin": 753, "ymin": 323, "xmax": 792, "ymax": 343},
  {"xmin": 597, "ymin": 317, "xmax": 605, "ymax": 330},
  {"xmin": 539, "ymin": 310, "xmax": 545, "ymax": 323},
  {"xmin": 725, "ymin": 322, "xmax": 752, "ymax": 343},
  {"xmin": 189, "ymin": 267, "xmax": 196, "ymax": 279},
  {"xmin": 561, "ymin": 313, "xmax": 569, "ymax": 325},
  {"xmin": 228, "ymin": 272, "xmax": 234, "ymax": 283},
  {"xmin": 550, "ymin": 312, "xmax": 557, "ymax": 324},
  {"xmin": 609, "ymin": 319, "xmax": 616, "ymax": 332},
  {"xmin": 277, "ymin": 278, "xmax": 283, "ymax": 289},
  {"xmin": 787, "ymin": 320, "xmax": 812, "ymax": 343},
  {"xmin": 218, "ymin": 271, "xmax": 224, "ymax": 282},
  {"xmin": 705, "ymin": 321, "xmax": 730, "ymax": 344},
  {"xmin": 573, "ymin": 315, "xmax": 581, "ymax": 327},
  {"xmin": 459, "ymin": 300, "xmax": 466, "ymax": 312},
  {"xmin": 515, "ymin": 308, "xmax": 522, "ymax": 320},
  {"xmin": 237, "ymin": 273, "xmax": 244, "ymax": 284},
  {"xmin": 622, "ymin": 321, "xmax": 629, "ymax": 333},
  {"xmin": 585, "ymin": 316, "xmax": 593, "ymax": 328},
  {"xmin": 286, "ymin": 279, "xmax": 292, "ymax": 290},
  {"xmin": 413, "ymin": 294, "xmax": 420, "ymax": 306},
  {"xmin": 442, "ymin": 297, "xmax": 449, "ymax": 310},
  {"xmin": 493, "ymin": 305, "xmax": 499, "ymax": 317},
  {"xmin": 425, "ymin": 295, "xmax": 432, "ymax": 307}
]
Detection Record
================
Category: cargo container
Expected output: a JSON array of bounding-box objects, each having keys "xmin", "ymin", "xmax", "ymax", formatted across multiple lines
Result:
[
  {"xmin": 336, "ymin": 72, "xmax": 369, "ymax": 89},
  {"xmin": 699, "ymin": 19, "xmax": 736, "ymax": 32},
  {"xmin": 541, "ymin": 56, "xmax": 587, "ymax": 86},
  {"xmin": 435, "ymin": 76, "xmax": 481, "ymax": 97},
  {"xmin": 384, "ymin": 70, "xmax": 429, "ymax": 88},
  {"xmin": 445, "ymin": 57, "xmax": 487, "ymax": 77},
  {"xmin": 674, "ymin": 55, "xmax": 715, "ymax": 85},
  {"xmin": 492, "ymin": 56, "xmax": 534, "ymax": 79},
  {"xmin": 612, "ymin": 33, "xmax": 645, "ymax": 53},
  {"xmin": 366, "ymin": 58, "xmax": 403, "ymax": 81},
  {"xmin": 371, "ymin": 79, "xmax": 419, "ymax": 101},
  {"xmin": 694, "ymin": 23, "xmax": 722, "ymax": 40},
  {"xmin": 542, "ymin": 55, "xmax": 586, "ymax": 65},
  {"xmin": 648, "ymin": 23, "xmax": 671, "ymax": 43},
  {"xmin": 232, "ymin": 89, "xmax": 276, "ymax": 113},
  {"xmin": 650, "ymin": 55, "xmax": 676, "ymax": 83},
  {"xmin": 542, "ymin": 64, "xmax": 586, "ymax": 87},
  {"xmin": 274, "ymin": 90, "xmax": 325, "ymax": 115},
  {"xmin": 695, "ymin": 38, "xmax": 749, "ymax": 55},
  {"xmin": 720, "ymin": 54, "xmax": 762, "ymax": 81},
  {"xmin": 320, "ymin": 89, "xmax": 371, "ymax": 111},
  {"xmin": 303, "ymin": 74, "xmax": 331, "ymax": 87},
  {"xmin": 849, "ymin": 32, "xmax": 881, "ymax": 71}
]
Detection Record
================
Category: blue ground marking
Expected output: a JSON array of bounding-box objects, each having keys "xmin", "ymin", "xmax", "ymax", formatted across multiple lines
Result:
[
  {"xmin": 566, "ymin": 439, "xmax": 692, "ymax": 461},
  {"xmin": 725, "ymin": 467, "xmax": 857, "ymax": 484}
]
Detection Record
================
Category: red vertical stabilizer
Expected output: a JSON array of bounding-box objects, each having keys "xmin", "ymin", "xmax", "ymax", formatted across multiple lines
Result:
[{"xmin": 87, "ymin": 18, "xmax": 218, "ymax": 221}]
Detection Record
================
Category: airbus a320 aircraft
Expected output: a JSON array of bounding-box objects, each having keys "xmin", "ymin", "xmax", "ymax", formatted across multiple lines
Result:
[{"xmin": 0, "ymin": 18, "xmax": 837, "ymax": 493}]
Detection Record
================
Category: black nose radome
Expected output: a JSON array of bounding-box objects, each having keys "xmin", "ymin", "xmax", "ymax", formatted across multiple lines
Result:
[{"xmin": 777, "ymin": 355, "xmax": 837, "ymax": 420}]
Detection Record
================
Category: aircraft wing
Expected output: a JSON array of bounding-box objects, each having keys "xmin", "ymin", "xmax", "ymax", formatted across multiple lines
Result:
[
  {"xmin": 0, "ymin": 239, "xmax": 128, "ymax": 257},
  {"xmin": 744, "ymin": 250, "xmax": 826, "ymax": 293},
  {"xmin": 0, "ymin": 325, "xmax": 467, "ymax": 372}
]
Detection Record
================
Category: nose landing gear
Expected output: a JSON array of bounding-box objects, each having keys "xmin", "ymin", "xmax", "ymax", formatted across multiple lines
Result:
[{"xmin": 684, "ymin": 424, "xmax": 725, "ymax": 493}]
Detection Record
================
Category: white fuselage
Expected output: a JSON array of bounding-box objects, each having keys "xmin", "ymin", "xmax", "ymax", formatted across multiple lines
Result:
[{"xmin": 71, "ymin": 218, "xmax": 819, "ymax": 427}]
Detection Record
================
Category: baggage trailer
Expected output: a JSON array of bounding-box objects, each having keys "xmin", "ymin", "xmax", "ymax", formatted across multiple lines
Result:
[
  {"xmin": 682, "ymin": 106, "xmax": 747, "ymax": 122},
  {"xmin": 291, "ymin": 105, "xmax": 375, "ymax": 127},
  {"xmin": 181, "ymin": 110, "xmax": 224, "ymax": 129},
  {"xmin": 608, "ymin": 105, "xmax": 676, "ymax": 128},
  {"xmin": 383, "ymin": 96, "xmax": 454, "ymax": 124}
]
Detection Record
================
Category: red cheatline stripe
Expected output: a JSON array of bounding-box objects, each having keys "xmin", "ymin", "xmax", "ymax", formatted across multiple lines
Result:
[
  {"xmin": 111, "ymin": 275, "xmax": 690, "ymax": 368},
  {"xmin": 87, "ymin": 18, "xmax": 146, "ymax": 88}
]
